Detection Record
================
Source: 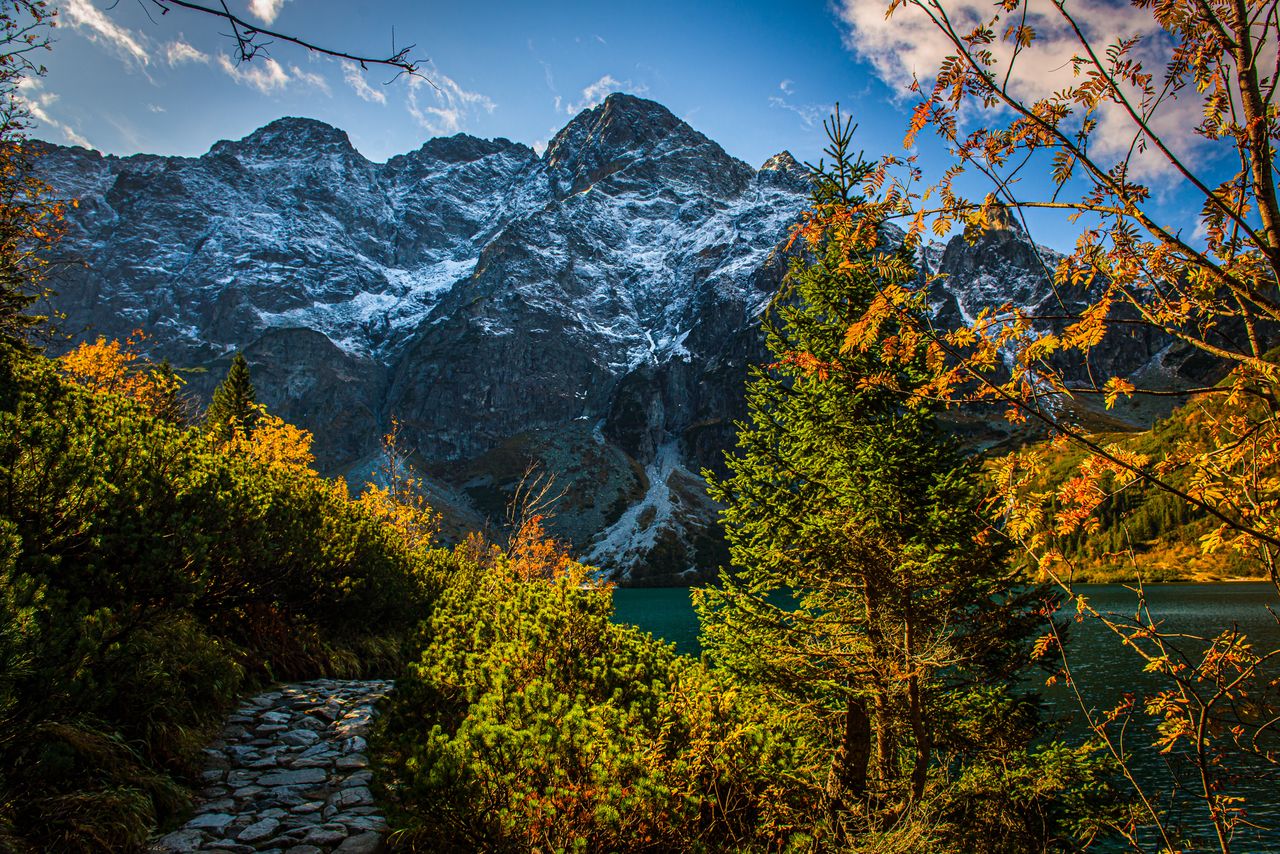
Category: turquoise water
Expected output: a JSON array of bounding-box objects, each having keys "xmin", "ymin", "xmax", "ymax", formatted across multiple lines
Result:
[{"xmin": 611, "ymin": 582, "xmax": 1280, "ymax": 849}]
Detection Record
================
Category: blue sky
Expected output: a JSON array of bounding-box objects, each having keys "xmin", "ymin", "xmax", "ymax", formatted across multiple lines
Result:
[{"xmin": 31, "ymin": 0, "xmax": 894, "ymax": 168}]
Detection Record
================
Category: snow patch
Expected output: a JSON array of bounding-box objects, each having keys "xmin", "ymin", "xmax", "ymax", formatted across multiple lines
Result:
[{"xmin": 584, "ymin": 442, "xmax": 682, "ymax": 579}]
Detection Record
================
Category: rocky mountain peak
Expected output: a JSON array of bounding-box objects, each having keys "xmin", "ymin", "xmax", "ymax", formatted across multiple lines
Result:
[
  {"xmin": 978, "ymin": 199, "xmax": 1025, "ymax": 235},
  {"xmin": 757, "ymin": 150, "xmax": 809, "ymax": 191},
  {"xmin": 760, "ymin": 150, "xmax": 800, "ymax": 172},
  {"xmin": 410, "ymin": 133, "xmax": 533, "ymax": 166},
  {"xmin": 210, "ymin": 116, "xmax": 359, "ymax": 160},
  {"xmin": 543, "ymin": 93, "xmax": 751, "ymax": 198}
]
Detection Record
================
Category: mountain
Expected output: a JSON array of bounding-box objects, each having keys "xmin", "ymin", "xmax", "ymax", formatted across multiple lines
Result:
[{"xmin": 30, "ymin": 93, "xmax": 1196, "ymax": 583}]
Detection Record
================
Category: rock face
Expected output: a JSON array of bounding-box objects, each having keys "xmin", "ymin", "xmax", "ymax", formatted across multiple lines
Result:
[{"xmin": 32, "ymin": 93, "xmax": 1191, "ymax": 583}]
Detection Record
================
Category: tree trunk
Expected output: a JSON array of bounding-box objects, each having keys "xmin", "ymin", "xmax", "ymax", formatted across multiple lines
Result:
[
  {"xmin": 905, "ymin": 618, "xmax": 931, "ymax": 803},
  {"xmin": 841, "ymin": 694, "xmax": 872, "ymax": 798}
]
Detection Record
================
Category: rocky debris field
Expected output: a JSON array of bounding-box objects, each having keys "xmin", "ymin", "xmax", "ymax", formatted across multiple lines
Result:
[{"xmin": 151, "ymin": 680, "xmax": 393, "ymax": 854}]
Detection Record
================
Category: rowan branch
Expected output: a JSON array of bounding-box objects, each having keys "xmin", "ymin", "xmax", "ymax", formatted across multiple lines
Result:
[{"xmin": 141, "ymin": 0, "xmax": 429, "ymax": 81}]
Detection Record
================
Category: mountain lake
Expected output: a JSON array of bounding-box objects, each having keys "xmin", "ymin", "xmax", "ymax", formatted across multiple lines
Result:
[{"xmin": 612, "ymin": 582, "xmax": 1280, "ymax": 850}]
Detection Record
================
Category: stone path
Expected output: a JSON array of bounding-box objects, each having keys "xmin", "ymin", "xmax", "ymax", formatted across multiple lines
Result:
[{"xmin": 152, "ymin": 679, "xmax": 393, "ymax": 854}]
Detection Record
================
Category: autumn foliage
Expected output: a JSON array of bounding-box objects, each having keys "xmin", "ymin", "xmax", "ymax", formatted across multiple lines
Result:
[{"xmin": 786, "ymin": 0, "xmax": 1280, "ymax": 847}]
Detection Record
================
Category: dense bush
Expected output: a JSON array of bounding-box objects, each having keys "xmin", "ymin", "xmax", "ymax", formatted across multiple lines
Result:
[
  {"xmin": 0, "ymin": 345, "xmax": 437, "ymax": 851},
  {"xmin": 373, "ymin": 534, "xmax": 814, "ymax": 852}
]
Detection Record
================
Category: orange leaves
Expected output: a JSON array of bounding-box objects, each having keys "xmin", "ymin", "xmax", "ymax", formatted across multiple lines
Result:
[
  {"xmin": 1063, "ymin": 295, "xmax": 1114, "ymax": 353},
  {"xmin": 506, "ymin": 513, "xmax": 598, "ymax": 586},
  {"xmin": 357, "ymin": 417, "xmax": 439, "ymax": 552},
  {"xmin": 842, "ymin": 291, "xmax": 892, "ymax": 355},
  {"xmin": 1031, "ymin": 631, "xmax": 1060, "ymax": 662},
  {"xmin": 774, "ymin": 350, "xmax": 839, "ymax": 381},
  {"xmin": 1102, "ymin": 376, "xmax": 1136, "ymax": 409},
  {"xmin": 225, "ymin": 408, "xmax": 316, "ymax": 472},
  {"xmin": 60, "ymin": 333, "xmax": 184, "ymax": 421}
]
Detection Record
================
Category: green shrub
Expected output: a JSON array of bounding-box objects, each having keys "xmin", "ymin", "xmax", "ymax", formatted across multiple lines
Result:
[
  {"xmin": 0, "ymin": 348, "xmax": 435, "ymax": 850},
  {"xmin": 373, "ymin": 546, "xmax": 811, "ymax": 852}
]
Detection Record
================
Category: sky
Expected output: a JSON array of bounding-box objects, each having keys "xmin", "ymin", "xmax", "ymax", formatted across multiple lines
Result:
[
  {"xmin": 31, "ymin": 0, "xmax": 896, "ymax": 168},
  {"xmin": 26, "ymin": 0, "xmax": 1222, "ymax": 252}
]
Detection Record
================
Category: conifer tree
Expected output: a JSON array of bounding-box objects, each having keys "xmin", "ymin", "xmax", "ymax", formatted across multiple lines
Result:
[
  {"xmin": 205, "ymin": 353, "xmax": 258, "ymax": 439},
  {"xmin": 696, "ymin": 114, "xmax": 1084, "ymax": 847}
]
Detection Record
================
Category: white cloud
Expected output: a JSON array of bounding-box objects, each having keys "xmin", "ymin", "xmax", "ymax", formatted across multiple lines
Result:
[
  {"xmin": 768, "ymin": 94, "xmax": 829, "ymax": 129},
  {"xmin": 217, "ymin": 54, "xmax": 290, "ymax": 94},
  {"xmin": 290, "ymin": 65, "xmax": 331, "ymax": 96},
  {"xmin": 17, "ymin": 79, "xmax": 92, "ymax": 149},
  {"xmin": 64, "ymin": 0, "xmax": 150, "ymax": 67},
  {"xmin": 779, "ymin": 79, "xmax": 795, "ymax": 95},
  {"xmin": 407, "ymin": 72, "xmax": 496, "ymax": 136},
  {"xmin": 564, "ymin": 74, "xmax": 647, "ymax": 115},
  {"xmin": 61, "ymin": 126, "xmax": 93, "ymax": 148},
  {"xmin": 835, "ymin": 0, "xmax": 1209, "ymax": 178},
  {"xmin": 166, "ymin": 39, "xmax": 209, "ymax": 66},
  {"xmin": 343, "ymin": 64, "xmax": 386, "ymax": 105},
  {"xmin": 248, "ymin": 0, "xmax": 288, "ymax": 25},
  {"xmin": 148, "ymin": 103, "xmax": 166, "ymax": 113}
]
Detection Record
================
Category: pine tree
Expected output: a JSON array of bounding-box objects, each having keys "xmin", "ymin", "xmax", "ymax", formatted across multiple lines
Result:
[
  {"xmin": 205, "ymin": 353, "xmax": 258, "ymax": 439},
  {"xmin": 695, "ymin": 113, "xmax": 1070, "ymax": 846}
]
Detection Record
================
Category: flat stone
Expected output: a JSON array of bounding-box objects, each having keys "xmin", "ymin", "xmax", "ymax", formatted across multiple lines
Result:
[
  {"xmin": 227, "ymin": 746, "xmax": 259, "ymax": 763},
  {"xmin": 298, "ymin": 744, "xmax": 332, "ymax": 759},
  {"xmin": 345, "ymin": 816, "xmax": 387, "ymax": 832},
  {"xmin": 334, "ymin": 831, "xmax": 382, "ymax": 854},
  {"xmin": 197, "ymin": 799, "xmax": 236, "ymax": 813},
  {"xmin": 284, "ymin": 846, "xmax": 322, "ymax": 854},
  {"xmin": 279, "ymin": 729, "xmax": 320, "ymax": 747},
  {"xmin": 326, "ymin": 787, "xmax": 374, "ymax": 810},
  {"xmin": 226, "ymin": 770, "xmax": 259, "ymax": 788},
  {"xmin": 154, "ymin": 828, "xmax": 207, "ymax": 852},
  {"xmin": 187, "ymin": 813, "xmax": 235, "ymax": 831},
  {"xmin": 339, "ymin": 771, "xmax": 373, "ymax": 789},
  {"xmin": 335, "ymin": 755, "xmax": 368, "ymax": 771},
  {"xmin": 302, "ymin": 826, "xmax": 348, "ymax": 846},
  {"xmin": 289, "ymin": 757, "xmax": 332, "ymax": 769},
  {"xmin": 259, "ymin": 768, "xmax": 327, "ymax": 788},
  {"xmin": 235, "ymin": 817, "xmax": 280, "ymax": 843},
  {"xmin": 260, "ymin": 787, "xmax": 310, "ymax": 808}
]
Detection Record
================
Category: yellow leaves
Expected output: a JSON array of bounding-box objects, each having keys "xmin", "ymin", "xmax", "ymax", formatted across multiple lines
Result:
[
  {"xmin": 775, "ymin": 351, "xmax": 839, "ymax": 381},
  {"xmin": 357, "ymin": 417, "xmax": 439, "ymax": 552},
  {"xmin": 227, "ymin": 408, "xmax": 316, "ymax": 472},
  {"xmin": 1102, "ymin": 377, "xmax": 1136, "ymax": 410},
  {"xmin": 357, "ymin": 482, "xmax": 438, "ymax": 552},
  {"xmin": 842, "ymin": 292, "xmax": 892, "ymax": 355},
  {"xmin": 1031, "ymin": 632, "xmax": 1060, "ymax": 661},
  {"xmin": 506, "ymin": 513, "xmax": 597, "ymax": 586},
  {"xmin": 60, "ymin": 333, "xmax": 184, "ymax": 421},
  {"xmin": 1063, "ymin": 295, "xmax": 1113, "ymax": 352}
]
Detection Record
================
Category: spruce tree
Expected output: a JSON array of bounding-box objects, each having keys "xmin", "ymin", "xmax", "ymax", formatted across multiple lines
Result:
[
  {"xmin": 695, "ymin": 114, "xmax": 1073, "ymax": 846},
  {"xmin": 205, "ymin": 353, "xmax": 258, "ymax": 439}
]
